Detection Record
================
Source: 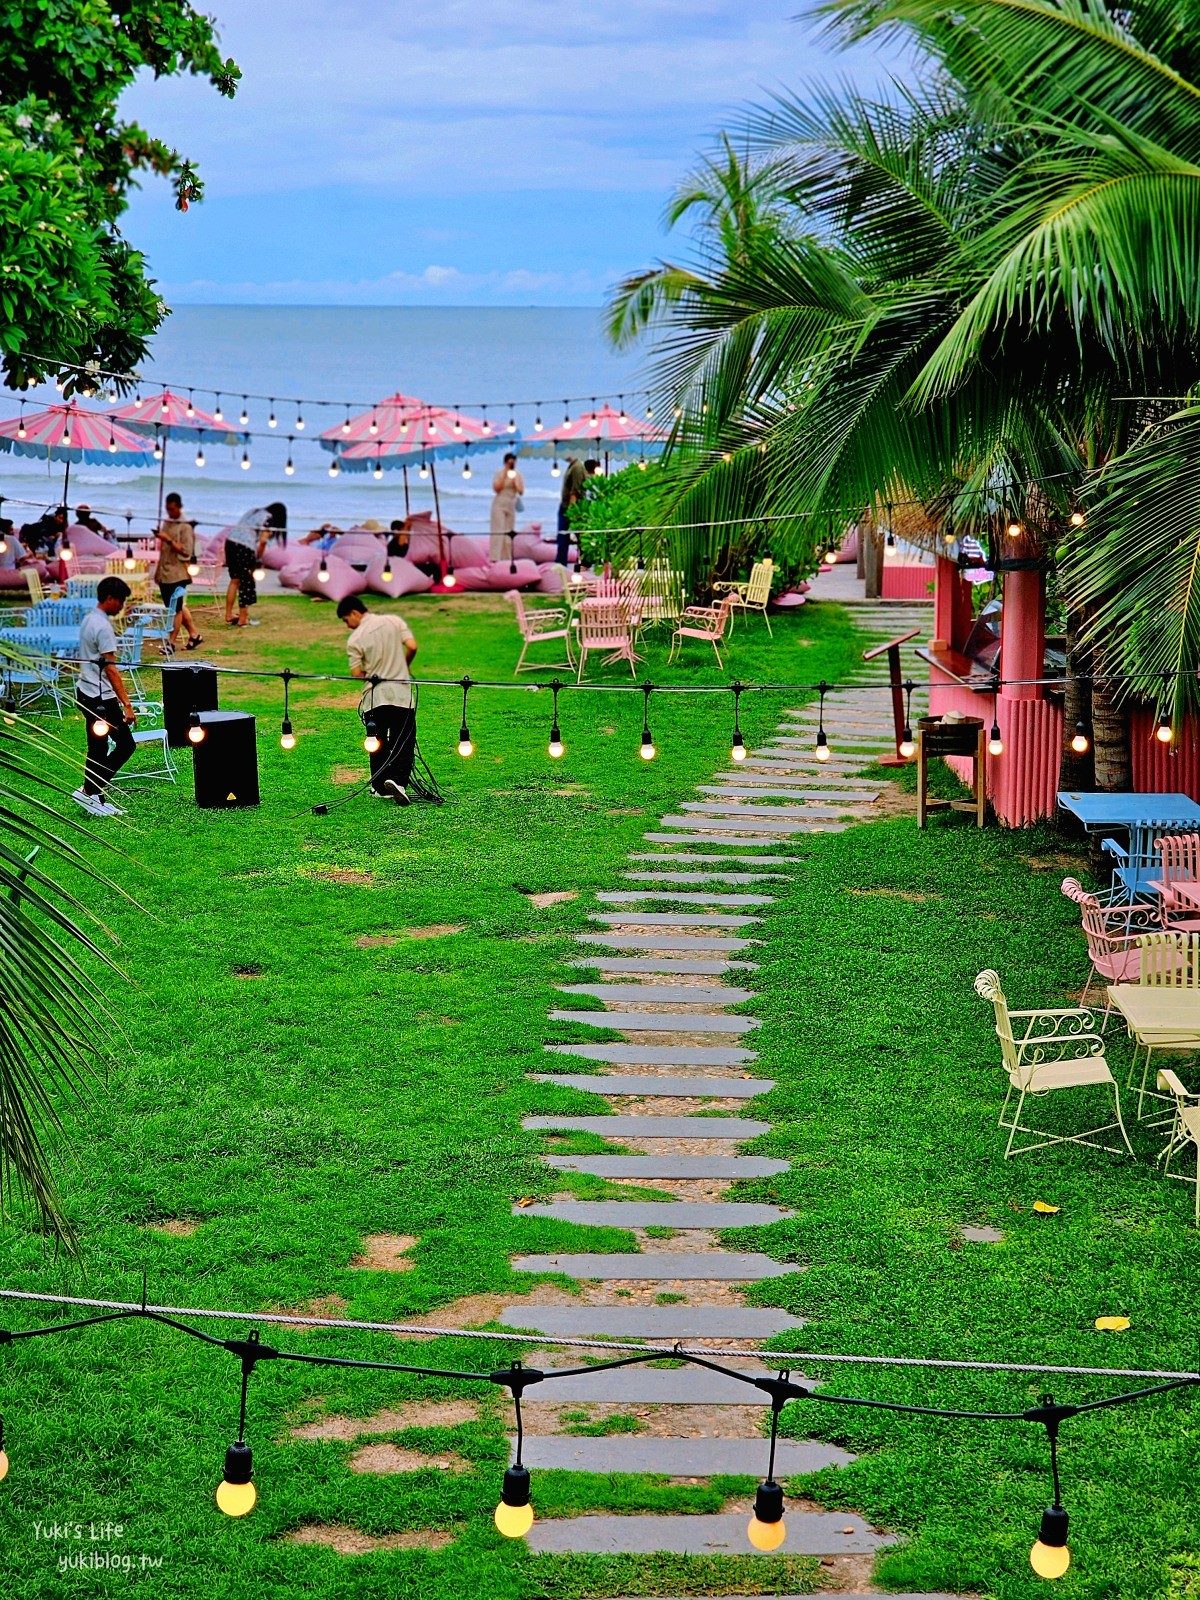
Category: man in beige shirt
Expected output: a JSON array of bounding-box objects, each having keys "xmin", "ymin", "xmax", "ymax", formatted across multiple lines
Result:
[
  {"xmin": 337, "ymin": 594, "xmax": 418, "ymax": 804},
  {"xmin": 154, "ymin": 492, "xmax": 203, "ymax": 653}
]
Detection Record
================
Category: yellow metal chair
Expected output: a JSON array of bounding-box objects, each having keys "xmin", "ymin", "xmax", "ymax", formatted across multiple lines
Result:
[{"xmin": 715, "ymin": 558, "xmax": 774, "ymax": 634}]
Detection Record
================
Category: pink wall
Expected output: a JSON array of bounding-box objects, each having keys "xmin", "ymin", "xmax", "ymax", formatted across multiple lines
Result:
[
  {"xmin": 882, "ymin": 564, "xmax": 935, "ymax": 601},
  {"xmin": 1130, "ymin": 710, "xmax": 1200, "ymax": 799}
]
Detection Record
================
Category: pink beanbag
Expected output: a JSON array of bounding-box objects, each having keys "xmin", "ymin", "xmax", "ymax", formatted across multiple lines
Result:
[
  {"xmin": 512, "ymin": 533, "xmax": 563, "ymax": 563},
  {"xmin": 450, "ymin": 560, "xmax": 542, "ymax": 592},
  {"xmin": 298, "ymin": 553, "xmax": 367, "ymax": 601},
  {"xmin": 329, "ymin": 533, "xmax": 385, "ymax": 565},
  {"xmin": 772, "ymin": 590, "xmax": 808, "ymax": 608},
  {"xmin": 260, "ymin": 541, "xmax": 297, "ymax": 571},
  {"xmin": 0, "ymin": 568, "xmax": 39, "ymax": 590},
  {"xmin": 366, "ymin": 555, "xmax": 435, "ymax": 599},
  {"xmin": 535, "ymin": 563, "xmax": 568, "ymax": 594}
]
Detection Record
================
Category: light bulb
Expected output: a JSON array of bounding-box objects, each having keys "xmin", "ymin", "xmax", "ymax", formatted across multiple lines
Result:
[
  {"xmin": 534, "ymin": 416, "xmax": 544, "ymax": 432},
  {"xmin": 160, "ymin": 394, "xmax": 170, "ymax": 415},
  {"xmin": 1007, "ymin": 519, "xmax": 1022, "ymax": 538},
  {"xmin": 1071, "ymin": 721, "xmax": 1089, "ymax": 755},
  {"xmin": 188, "ymin": 721, "xmax": 206, "ymax": 746},
  {"xmin": 187, "ymin": 557, "xmax": 200, "ymax": 578},
  {"xmin": 214, "ymin": 403, "xmax": 224, "ymax": 422},
  {"xmin": 17, "ymin": 422, "xmax": 26, "ymax": 439},
  {"xmin": 640, "ymin": 731, "xmax": 656, "ymax": 761},
  {"xmin": 373, "ymin": 463, "xmax": 383, "ymax": 480},
  {"xmin": 107, "ymin": 435, "xmax": 117, "ymax": 454},
  {"xmin": 550, "ymin": 461, "xmax": 561, "ymax": 479},
  {"xmin": 318, "ymin": 560, "xmax": 330, "ymax": 584},
  {"xmin": 329, "ymin": 460, "xmax": 340, "ymax": 478},
  {"xmin": 443, "ymin": 571, "xmax": 457, "ymax": 589},
  {"xmin": 823, "ymin": 548, "xmax": 837, "ymax": 565},
  {"xmin": 153, "ymin": 441, "xmax": 163, "ymax": 461},
  {"xmin": 216, "ymin": 1443, "xmax": 256, "ymax": 1518},
  {"xmin": 1030, "ymin": 1507, "xmax": 1070, "ymax": 1579},
  {"xmin": 462, "ymin": 462, "xmax": 472, "ymax": 480},
  {"xmin": 195, "ymin": 448, "xmax": 205, "ymax": 468},
  {"xmin": 91, "ymin": 716, "xmax": 111, "ymax": 738},
  {"xmin": 123, "ymin": 554, "xmax": 136, "ymax": 571},
  {"xmin": 458, "ymin": 727, "xmax": 475, "ymax": 757},
  {"xmin": 295, "ymin": 413, "xmax": 305, "ymax": 431},
  {"xmin": 494, "ymin": 1500, "xmax": 534, "ymax": 1538},
  {"xmin": 364, "ymin": 725, "xmax": 381, "ymax": 755},
  {"xmin": 1157, "ymin": 712, "xmax": 1174, "ymax": 744},
  {"xmin": 747, "ymin": 1516, "xmax": 787, "ymax": 1552},
  {"xmin": 239, "ymin": 405, "xmax": 249, "ymax": 426},
  {"xmin": 285, "ymin": 457, "xmax": 294, "ymax": 475},
  {"xmin": 241, "ymin": 451, "xmax": 251, "ymax": 470},
  {"xmin": 548, "ymin": 727, "xmax": 564, "ymax": 759},
  {"xmin": 60, "ymin": 541, "xmax": 73, "ymax": 563},
  {"xmin": 1070, "ymin": 510, "xmax": 1085, "ymax": 528},
  {"xmin": 382, "ymin": 563, "xmax": 394, "ymax": 583},
  {"xmin": 815, "ymin": 730, "xmax": 830, "ymax": 762},
  {"xmin": 341, "ymin": 416, "xmax": 350, "ymax": 434},
  {"xmin": 280, "ymin": 720, "xmax": 295, "ymax": 750},
  {"xmin": 419, "ymin": 463, "xmax": 429, "ymax": 480},
  {"xmin": 988, "ymin": 721, "xmax": 1004, "ymax": 756},
  {"xmin": 899, "ymin": 728, "xmax": 916, "ymax": 759},
  {"xmin": 186, "ymin": 399, "xmax": 195, "ymax": 418},
  {"xmin": 506, "ymin": 468, "xmax": 517, "ymax": 481},
  {"xmin": 252, "ymin": 563, "xmax": 266, "ymax": 582},
  {"xmin": 731, "ymin": 732, "xmax": 746, "ymax": 762},
  {"xmin": 268, "ymin": 410, "xmax": 277, "ymax": 429},
  {"xmin": 369, "ymin": 418, "xmax": 378, "ymax": 435}
]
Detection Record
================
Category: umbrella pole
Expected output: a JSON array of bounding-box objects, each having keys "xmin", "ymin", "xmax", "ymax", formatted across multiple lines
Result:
[
  {"xmin": 156, "ymin": 437, "xmax": 168, "ymax": 529},
  {"xmin": 62, "ymin": 456, "xmax": 70, "ymax": 509},
  {"xmin": 402, "ymin": 465, "xmax": 411, "ymax": 518},
  {"xmin": 429, "ymin": 459, "xmax": 446, "ymax": 577}
]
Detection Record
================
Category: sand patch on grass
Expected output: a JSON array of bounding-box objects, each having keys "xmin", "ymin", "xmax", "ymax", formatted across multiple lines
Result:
[
  {"xmin": 290, "ymin": 1400, "xmax": 477, "ymax": 1442},
  {"xmin": 355, "ymin": 933, "xmax": 399, "ymax": 948},
  {"xmin": 351, "ymin": 1234, "xmax": 417, "ymax": 1271},
  {"xmin": 299, "ymin": 865, "xmax": 376, "ymax": 886},
  {"xmin": 524, "ymin": 890, "xmax": 579, "ymax": 909},
  {"xmin": 282, "ymin": 1524, "xmax": 455, "ymax": 1554},
  {"xmin": 142, "ymin": 1218, "xmax": 201, "ymax": 1238},
  {"xmin": 846, "ymin": 886, "xmax": 941, "ymax": 903},
  {"xmin": 399, "ymin": 923, "xmax": 465, "ymax": 940},
  {"xmin": 274, "ymin": 1295, "xmax": 350, "ymax": 1327},
  {"xmin": 348, "ymin": 1442, "xmax": 470, "ymax": 1474}
]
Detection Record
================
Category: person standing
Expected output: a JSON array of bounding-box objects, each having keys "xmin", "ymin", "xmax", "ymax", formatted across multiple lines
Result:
[
  {"xmin": 73, "ymin": 576, "xmax": 137, "ymax": 817},
  {"xmin": 224, "ymin": 512, "xmax": 269, "ymax": 627},
  {"xmin": 154, "ymin": 492, "xmax": 203, "ymax": 654},
  {"xmin": 337, "ymin": 595, "xmax": 418, "ymax": 805},
  {"xmin": 489, "ymin": 452, "xmax": 524, "ymax": 561},
  {"xmin": 556, "ymin": 458, "xmax": 599, "ymax": 566}
]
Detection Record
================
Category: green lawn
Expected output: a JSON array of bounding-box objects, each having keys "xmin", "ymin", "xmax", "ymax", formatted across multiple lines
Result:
[{"xmin": 1, "ymin": 592, "xmax": 1197, "ymax": 1599}]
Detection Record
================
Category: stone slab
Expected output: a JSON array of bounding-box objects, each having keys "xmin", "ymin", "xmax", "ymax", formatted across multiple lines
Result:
[
  {"xmin": 526, "ymin": 1365, "xmax": 773, "ymax": 1405},
  {"xmin": 530, "ymin": 1073, "xmax": 772, "ymax": 1097},
  {"xmin": 597, "ymin": 890, "xmax": 776, "ymax": 906},
  {"xmin": 524, "ymin": 1115, "xmax": 769, "ymax": 1138},
  {"xmin": 700, "ymin": 785, "xmax": 879, "ymax": 803},
  {"xmin": 589, "ymin": 910, "xmax": 761, "ymax": 927},
  {"xmin": 643, "ymin": 832, "xmax": 805, "ymax": 847},
  {"xmin": 629, "ymin": 852, "xmax": 808, "ymax": 864},
  {"xmin": 545, "ymin": 1043, "xmax": 756, "ymax": 1066},
  {"xmin": 544, "ymin": 1155, "xmax": 787, "ymax": 1179},
  {"xmin": 515, "ymin": 1435, "xmax": 850, "ymax": 1474},
  {"xmin": 576, "ymin": 933, "xmax": 756, "ymax": 952},
  {"xmin": 550, "ymin": 1010, "xmax": 758, "ymax": 1034},
  {"xmin": 570, "ymin": 957, "xmax": 757, "ymax": 976},
  {"xmin": 525, "ymin": 1510, "xmax": 888, "ymax": 1555},
  {"xmin": 515, "ymin": 1199, "xmax": 789, "ymax": 1226},
  {"xmin": 681, "ymin": 801, "xmax": 859, "ymax": 820},
  {"xmin": 499, "ymin": 1304, "xmax": 804, "ymax": 1339},
  {"xmin": 558, "ymin": 983, "xmax": 754, "ymax": 1004},
  {"xmin": 513, "ymin": 1251, "xmax": 791, "ymax": 1280},
  {"xmin": 623, "ymin": 870, "xmax": 789, "ymax": 884},
  {"xmin": 657, "ymin": 816, "xmax": 819, "ymax": 836}
]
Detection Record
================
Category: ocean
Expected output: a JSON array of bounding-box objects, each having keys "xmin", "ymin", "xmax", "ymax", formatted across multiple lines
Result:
[{"xmin": 0, "ymin": 306, "xmax": 651, "ymax": 537}]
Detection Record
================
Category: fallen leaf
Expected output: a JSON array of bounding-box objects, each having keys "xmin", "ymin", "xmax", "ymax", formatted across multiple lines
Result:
[
  {"xmin": 1095, "ymin": 1316, "xmax": 1130, "ymax": 1332},
  {"xmin": 1033, "ymin": 1201, "xmax": 1061, "ymax": 1215},
  {"xmin": 515, "ymin": 1198, "xmax": 535, "ymax": 1208}
]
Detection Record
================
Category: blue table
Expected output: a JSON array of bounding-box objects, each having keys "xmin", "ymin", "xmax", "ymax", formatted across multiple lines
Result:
[
  {"xmin": 1058, "ymin": 791, "xmax": 1200, "ymax": 900},
  {"xmin": 0, "ymin": 627, "xmax": 80, "ymax": 658}
]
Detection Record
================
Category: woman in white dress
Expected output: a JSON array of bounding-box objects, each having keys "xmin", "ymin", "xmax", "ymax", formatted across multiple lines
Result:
[{"xmin": 489, "ymin": 453, "xmax": 524, "ymax": 561}]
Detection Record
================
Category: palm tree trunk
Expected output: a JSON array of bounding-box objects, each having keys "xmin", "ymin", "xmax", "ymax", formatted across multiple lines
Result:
[
  {"xmin": 1092, "ymin": 667, "xmax": 1131, "ymax": 791},
  {"xmin": 863, "ymin": 522, "xmax": 884, "ymax": 598}
]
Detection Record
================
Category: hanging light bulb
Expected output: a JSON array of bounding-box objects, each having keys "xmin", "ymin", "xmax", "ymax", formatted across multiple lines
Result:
[
  {"xmin": 0, "ymin": 1418, "xmax": 7, "ymax": 1479},
  {"xmin": 815, "ymin": 682, "xmax": 830, "ymax": 761},
  {"xmin": 294, "ymin": 411, "xmax": 305, "ymax": 431},
  {"xmin": 373, "ymin": 460, "xmax": 383, "ymax": 480},
  {"xmin": 419, "ymin": 459, "xmax": 429, "ymax": 480},
  {"xmin": 534, "ymin": 413, "xmax": 544, "ymax": 433},
  {"xmin": 280, "ymin": 719, "xmax": 296, "ymax": 751},
  {"xmin": 187, "ymin": 711, "xmax": 206, "ymax": 745},
  {"xmin": 1030, "ymin": 1508, "xmax": 1071, "ymax": 1580},
  {"xmin": 898, "ymin": 680, "xmax": 916, "ymax": 759},
  {"xmin": 457, "ymin": 678, "xmax": 474, "ymax": 756},
  {"xmin": 382, "ymin": 560, "xmax": 394, "ymax": 583},
  {"xmin": 60, "ymin": 536, "xmax": 73, "ymax": 564},
  {"xmin": 216, "ymin": 1442, "xmax": 256, "ymax": 1518},
  {"xmin": 1007, "ymin": 516, "xmax": 1023, "ymax": 538},
  {"xmin": 548, "ymin": 680, "xmax": 565, "ymax": 758},
  {"xmin": 823, "ymin": 546, "xmax": 838, "ymax": 566},
  {"xmin": 159, "ymin": 390, "xmax": 170, "ymax": 416},
  {"xmin": 317, "ymin": 556, "xmax": 330, "ymax": 584},
  {"xmin": 507, "ymin": 412, "xmax": 517, "ymax": 434},
  {"xmin": 91, "ymin": 713, "xmax": 111, "ymax": 739},
  {"xmin": 195, "ymin": 445, "xmax": 206, "ymax": 468},
  {"xmin": 17, "ymin": 410, "xmax": 26, "ymax": 440},
  {"xmin": 252, "ymin": 561, "xmax": 266, "ymax": 582},
  {"xmin": 730, "ymin": 685, "xmax": 746, "ymax": 762},
  {"xmin": 186, "ymin": 392, "xmax": 196, "ymax": 418},
  {"xmin": 363, "ymin": 718, "xmax": 381, "ymax": 755},
  {"xmin": 123, "ymin": 544, "xmax": 136, "ymax": 572},
  {"xmin": 267, "ymin": 401, "xmax": 277, "ymax": 429},
  {"xmin": 1069, "ymin": 509, "xmax": 1085, "ymax": 528},
  {"xmin": 494, "ymin": 1464, "xmax": 534, "ymax": 1539},
  {"xmin": 186, "ymin": 550, "xmax": 201, "ymax": 579},
  {"xmin": 241, "ymin": 447, "xmax": 251, "ymax": 471},
  {"xmin": 369, "ymin": 414, "xmax": 379, "ymax": 435},
  {"xmin": 341, "ymin": 412, "xmax": 351, "ymax": 434},
  {"xmin": 107, "ymin": 429, "xmax": 117, "ymax": 455},
  {"xmin": 328, "ymin": 458, "xmax": 340, "ymax": 479},
  {"xmin": 213, "ymin": 395, "xmax": 224, "ymax": 423},
  {"xmin": 284, "ymin": 454, "xmax": 294, "ymax": 476},
  {"xmin": 453, "ymin": 416, "xmax": 463, "ymax": 436},
  {"xmin": 153, "ymin": 437, "xmax": 164, "ymax": 462},
  {"xmin": 1070, "ymin": 720, "xmax": 1090, "ymax": 755},
  {"xmin": 482, "ymin": 410, "xmax": 492, "ymax": 435},
  {"xmin": 988, "ymin": 719, "xmax": 1004, "ymax": 757},
  {"xmin": 462, "ymin": 458, "xmax": 472, "ymax": 480},
  {"xmin": 1157, "ymin": 710, "xmax": 1174, "ymax": 744},
  {"xmin": 640, "ymin": 685, "xmax": 656, "ymax": 761},
  {"xmin": 239, "ymin": 398, "xmax": 249, "ymax": 426},
  {"xmin": 747, "ymin": 1480, "xmax": 786, "ymax": 1551},
  {"xmin": 550, "ymin": 459, "xmax": 561, "ymax": 479}
]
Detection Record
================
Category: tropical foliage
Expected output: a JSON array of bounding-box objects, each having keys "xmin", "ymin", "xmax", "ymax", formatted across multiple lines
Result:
[
  {"xmin": 610, "ymin": 0, "xmax": 1200, "ymax": 734},
  {"xmin": 0, "ymin": 0, "xmax": 239, "ymax": 391}
]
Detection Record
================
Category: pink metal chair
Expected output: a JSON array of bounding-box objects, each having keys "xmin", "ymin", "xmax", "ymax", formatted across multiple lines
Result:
[
  {"xmin": 668, "ymin": 592, "xmax": 737, "ymax": 667},
  {"xmin": 1061, "ymin": 877, "xmax": 1162, "ymax": 1010},
  {"xmin": 505, "ymin": 590, "xmax": 575, "ymax": 674},
  {"xmin": 575, "ymin": 598, "xmax": 638, "ymax": 681},
  {"xmin": 1151, "ymin": 834, "xmax": 1200, "ymax": 925}
]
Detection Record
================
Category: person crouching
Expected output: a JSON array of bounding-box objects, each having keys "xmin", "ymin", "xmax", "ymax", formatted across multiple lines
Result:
[{"xmin": 337, "ymin": 594, "xmax": 418, "ymax": 805}]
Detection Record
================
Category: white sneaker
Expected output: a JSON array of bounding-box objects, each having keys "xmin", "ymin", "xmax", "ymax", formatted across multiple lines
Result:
[
  {"xmin": 369, "ymin": 788, "xmax": 389, "ymax": 800},
  {"xmin": 92, "ymin": 799, "xmax": 123, "ymax": 817},
  {"xmin": 73, "ymin": 791, "xmax": 103, "ymax": 814},
  {"xmin": 71, "ymin": 787, "xmax": 90, "ymax": 805},
  {"xmin": 384, "ymin": 780, "xmax": 410, "ymax": 806}
]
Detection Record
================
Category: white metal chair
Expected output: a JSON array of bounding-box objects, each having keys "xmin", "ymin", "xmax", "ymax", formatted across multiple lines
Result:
[
  {"xmin": 505, "ymin": 589, "xmax": 575, "ymax": 673},
  {"xmin": 715, "ymin": 558, "xmax": 774, "ymax": 634},
  {"xmin": 974, "ymin": 969, "xmax": 1133, "ymax": 1158},
  {"xmin": 1156, "ymin": 1068, "xmax": 1200, "ymax": 1222},
  {"xmin": 112, "ymin": 721, "xmax": 177, "ymax": 786}
]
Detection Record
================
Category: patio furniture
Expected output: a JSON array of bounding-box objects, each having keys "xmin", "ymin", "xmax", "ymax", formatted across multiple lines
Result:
[
  {"xmin": 23, "ymin": 569, "xmax": 63, "ymax": 604},
  {"xmin": 974, "ymin": 969, "xmax": 1133, "ymax": 1158},
  {"xmin": 112, "ymin": 721, "xmax": 177, "ymax": 786},
  {"xmin": 505, "ymin": 590, "xmax": 575, "ymax": 673},
  {"xmin": 1155, "ymin": 1068, "xmax": 1200, "ymax": 1222},
  {"xmin": 1107, "ymin": 977, "xmax": 1200, "ymax": 1120},
  {"xmin": 917, "ymin": 716, "xmax": 986, "ymax": 828},
  {"xmin": 714, "ymin": 558, "xmax": 774, "ymax": 634},
  {"xmin": 1060, "ymin": 877, "xmax": 1162, "ymax": 1008},
  {"xmin": 576, "ymin": 598, "xmax": 639, "ymax": 681},
  {"xmin": 668, "ymin": 593, "xmax": 736, "ymax": 668},
  {"xmin": 1057, "ymin": 793, "xmax": 1200, "ymax": 901}
]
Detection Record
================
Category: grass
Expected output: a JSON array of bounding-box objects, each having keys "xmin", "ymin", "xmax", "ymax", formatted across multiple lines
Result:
[{"xmin": 3, "ymin": 588, "xmax": 1198, "ymax": 1598}]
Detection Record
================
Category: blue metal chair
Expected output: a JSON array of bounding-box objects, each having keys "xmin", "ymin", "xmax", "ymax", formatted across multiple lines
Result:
[{"xmin": 1103, "ymin": 821, "xmax": 1200, "ymax": 901}]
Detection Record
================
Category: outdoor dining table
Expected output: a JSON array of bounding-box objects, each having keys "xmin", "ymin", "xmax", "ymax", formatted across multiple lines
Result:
[
  {"xmin": 0, "ymin": 626, "xmax": 79, "ymax": 657},
  {"xmin": 1058, "ymin": 792, "xmax": 1200, "ymax": 831},
  {"xmin": 1107, "ymin": 984, "xmax": 1200, "ymax": 1119}
]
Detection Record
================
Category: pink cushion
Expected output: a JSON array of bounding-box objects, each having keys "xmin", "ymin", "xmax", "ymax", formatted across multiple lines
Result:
[
  {"xmin": 278, "ymin": 561, "xmax": 310, "ymax": 590},
  {"xmin": 535, "ymin": 563, "xmax": 568, "ymax": 594},
  {"xmin": 298, "ymin": 553, "xmax": 368, "ymax": 601},
  {"xmin": 450, "ymin": 560, "xmax": 542, "ymax": 592},
  {"xmin": 512, "ymin": 533, "xmax": 563, "ymax": 563},
  {"xmin": 365, "ymin": 555, "xmax": 435, "ymax": 599},
  {"xmin": 0, "ymin": 568, "xmax": 38, "ymax": 590},
  {"xmin": 260, "ymin": 541, "xmax": 296, "ymax": 571},
  {"xmin": 65, "ymin": 525, "xmax": 122, "ymax": 559},
  {"xmin": 773, "ymin": 590, "xmax": 808, "ymax": 608},
  {"xmin": 329, "ymin": 533, "xmax": 385, "ymax": 564}
]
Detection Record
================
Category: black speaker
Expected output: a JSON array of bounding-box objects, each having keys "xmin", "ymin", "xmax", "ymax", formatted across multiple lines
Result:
[
  {"xmin": 163, "ymin": 662, "xmax": 219, "ymax": 747},
  {"xmin": 192, "ymin": 711, "xmax": 260, "ymax": 808}
]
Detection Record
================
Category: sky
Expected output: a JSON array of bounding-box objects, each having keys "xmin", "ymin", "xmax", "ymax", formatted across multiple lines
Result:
[{"xmin": 119, "ymin": 0, "xmax": 899, "ymax": 307}]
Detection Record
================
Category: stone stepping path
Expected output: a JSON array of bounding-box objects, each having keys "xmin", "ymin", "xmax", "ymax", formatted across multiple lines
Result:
[
  {"xmin": 516, "ymin": 1200, "xmax": 789, "ymax": 1227},
  {"xmin": 503, "ymin": 595, "xmax": 947, "ymax": 1579},
  {"xmin": 531, "ymin": 1073, "xmax": 773, "ymax": 1097}
]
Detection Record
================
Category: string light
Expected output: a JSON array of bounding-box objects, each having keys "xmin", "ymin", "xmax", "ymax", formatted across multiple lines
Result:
[
  {"xmin": 507, "ymin": 411, "xmax": 517, "ymax": 434},
  {"xmin": 267, "ymin": 400, "xmax": 277, "ymax": 429},
  {"xmin": 341, "ymin": 411, "xmax": 351, "ymax": 435},
  {"xmin": 241, "ymin": 446, "xmax": 251, "ymax": 471},
  {"xmin": 215, "ymin": 1335, "xmax": 260, "ymax": 1517},
  {"xmin": 989, "ymin": 718, "xmax": 1004, "ymax": 757},
  {"xmin": 317, "ymin": 555, "xmax": 330, "ymax": 584},
  {"xmin": 382, "ymin": 556, "xmax": 394, "ymax": 583},
  {"xmin": 186, "ymin": 391, "xmax": 196, "ymax": 419},
  {"xmin": 462, "ymin": 449, "xmax": 472, "ymax": 480},
  {"xmin": 815, "ymin": 680, "xmax": 830, "ymax": 762},
  {"xmin": 186, "ymin": 547, "xmax": 200, "ymax": 579},
  {"xmin": 152, "ymin": 435, "xmax": 163, "ymax": 461},
  {"xmin": 640, "ymin": 683, "xmax": 656, "ymax": 761},
  {"xmin": 90, "ymin": 713, "xmax": 111, "ymax": 738},
  {"xmin": 534, "ymin": 413, "xmax": 544, "ymax": 433},
  {"xmin": 548, "ymin": 679, "xmax": 565, "ymax": 759},
  {"xmin": 123, "ymin": 543, "xmax": 136, "ymax": 573},
  {"xmin": 187, "ymin": 711, "xmax": 206, "ymax": 745},
  {"xmin": 550, "ymin": 459, "xmax": 561, "ymax": 479},
  {"xmin": 0, "ymin": 1417, "xmax": 7, "ymax": 1481},
  {"xmin": 730, "ymin": 683, "xmax": 746, "ymax": 762},
  {"xmin": 295, "ymin": 411, "xmax": 305, "ymax": 431},
  {"xmin": 418, "ymin": 456, "xmax": 429, "ymax": 481},
  {"xmin": 1069, "ymin": 509, "xmax": 1085, "ymax": 528},
  {"xmin": 195, "ymin": 445, "xmax": 206, "ymax": 468},
  {"xmin": 494, "ymin": 1368, "xmax": 537, "ymax": 1538},
  {"xmin": 59, "ymin": 536, "xmax": 72, "ymax": 564},
  {"xmin": 1029, "ymin": 1399, "xmax": 1070, "ymax": 1580},
  {"xmin": 368, "ymin": 413, "xmax": 379, "ymax": 437},
  {"xmin": 1157, "ymin": 673, "xmax": 1175, "ymax": 744},
  {"xmin": 898, "ymin": 680, "xmax": 916, "ymax": 759},
  {"xmin": 160, "ymin": 390, "xmax": 170, "ymax": 416},
  {"xmin": 239, "ymin": 398, "xmax": 249, "ymax": 426},
  {"xmin": 16, "ymin": 405, "xmax": 26, "ymax": 440},
  {"xmin": 747, "ymin": 1385, "xmax": 788, "ymax": 1550},
  {"xmin": 280, "ymin": 670, "xmax": 296, "ymax": 749},
  {"xmin": 213, "ymin": 395, "xmax": 224, "ymax": 423},
  {"xmin": 252, "ymin": 560, "xmax": 266, "ymax": 582},
  {"xmin": 284, "ymin": 448, "xmax": 294, "ymax": 476},
  {"xmin": 328, "ymin": 458, "xmax": 340, "ymax": 479},
  {"xmin": 373, "ymin": 455, "xmax": 383, "ymax": 481},
  {"xmin": 363, "ymin": 716, "xmax": 381, "ymax": 755},
  {"xmin": 1070, "ymin": 720, "xmax": 1090, "ymax": 755},
  {"xmin": 457, "ymin": 677, "xmax": 475, "ymax": 757},
  {"xmin": 107, "ymin": 425, "xmax": 117, "ymax": 455}
]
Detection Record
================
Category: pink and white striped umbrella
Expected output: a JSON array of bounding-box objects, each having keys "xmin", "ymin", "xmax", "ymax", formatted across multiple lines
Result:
[
  {"xmin": 520, "ymin": 402, "xmax": 664, "ymax": 459},
  {"xmin": 0, "ymin": 402, "xmax": 151, "ymax": 465},
  {"xmin": 112, "ymin": 389, "xmax": 228, "ymax": 437},
  {"xmin": 321, "ymin": 393, "xmax": 501, "ymax": 463}
]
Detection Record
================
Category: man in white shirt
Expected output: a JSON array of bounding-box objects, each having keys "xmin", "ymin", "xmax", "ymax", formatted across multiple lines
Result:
[
  {"xmin": 337, "ymin": 594, "xmax": 418, "ymax": 804},
  {"xmin": 75, "ymin": 576, "xmax": 137, "ymax": 817}
]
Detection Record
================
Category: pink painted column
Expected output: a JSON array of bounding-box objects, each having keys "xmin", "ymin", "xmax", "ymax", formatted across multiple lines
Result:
[
  {"xmin": 999, "ymin": 567, "xmax": 1045, "ymax": 701},
  {"xmin": 932, "ymin": 556, "xmax": 958, "ymax": 648}
]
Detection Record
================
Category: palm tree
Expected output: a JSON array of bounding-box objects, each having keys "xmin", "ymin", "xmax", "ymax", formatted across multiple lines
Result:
[{"xmin": 0, "ymin": 707, "xmax": 114, "ymax": 1250}]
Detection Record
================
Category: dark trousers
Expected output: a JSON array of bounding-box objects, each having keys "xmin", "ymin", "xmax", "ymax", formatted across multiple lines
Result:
[
  {"xmin": 78, "ymin": 693, "xmax": 136, "ymax": 796},
  {"xmin": 556, "ymin": 505, "xmax": 572, "ymax": 567},
  {"xmin": 366, "ymin": 705, "xmax": 416, "ymax": 793}
]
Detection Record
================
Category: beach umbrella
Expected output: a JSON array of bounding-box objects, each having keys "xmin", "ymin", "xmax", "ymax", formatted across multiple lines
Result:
[
  {"xmin": 319, "ymin": 394, "xmax": 506, "ymax": 462},
  {"xmin": 0, "ymin": 402, "xmax": 152, "ymax": 508},
  {"xmin": 112, "ymin": 389, "xmax": 232, "ymax": 523},
  {"xmin": 519, "ymin": 402, "xmax": 665, "ymax": 469}
]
